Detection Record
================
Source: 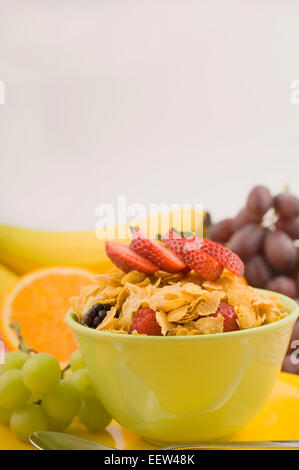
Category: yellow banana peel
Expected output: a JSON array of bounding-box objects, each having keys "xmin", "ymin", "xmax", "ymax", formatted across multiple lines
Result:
[
  {"xmin": 0, "ymin": 208, "xmax": 206, "ymax": 274},
  {"xmin": 0, "ymin": 263, "xmax": 18, "ymax": 300}
]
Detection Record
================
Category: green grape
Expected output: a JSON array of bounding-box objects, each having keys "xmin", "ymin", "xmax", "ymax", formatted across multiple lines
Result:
[
  {"xmin": 67, "ymin": 369, "xmax": 96, "ymax": 398},
  {"xmin": 22, "ymin": 353, "xmax": 61, "ymax": 394},
  {"xmin": 0, "ymin": 351, "xmax": 29, "ymax": 373},
  {"xmin": 0, "ymin": 370, "xmax": 31, "ymax": 409},
  {"xmin": 0, "ymin": 405, "xmax": 12, "ymax": 424},
  {"xmin": 79, "ymin": 397, "xmax": 111, "ymax": 432},
  {"xmin": 42, "ymin": 380, "xmax": 81, "ymax": 422},
  {"xmin": 70, "ymin": 350, "xmax": 85, "ymax": 371},
  {"xmin": 10, "ymin": 404, "xmax": 48, "ymax": 441},
  {"xmin": 27, "ymin": 392, "xmax": 42, "ymax": 404},
  {"xmin": 46, "ymin": 415, "xmax": 72, "ymax": 431}
]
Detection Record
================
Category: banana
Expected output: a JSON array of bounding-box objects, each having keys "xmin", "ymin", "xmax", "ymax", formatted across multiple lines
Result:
[
  {"xmin": 0, "ymin": 263, "xmax": 18, "ymax": 300},
  {"xmin": 0, "ymin": 208, "xmax": 206, "ymax": 274}
]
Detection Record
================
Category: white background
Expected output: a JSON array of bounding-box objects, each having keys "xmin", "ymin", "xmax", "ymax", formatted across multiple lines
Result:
[{"xmin": 0, "ymin": 0, "xmax": 299, "ymax": 230}]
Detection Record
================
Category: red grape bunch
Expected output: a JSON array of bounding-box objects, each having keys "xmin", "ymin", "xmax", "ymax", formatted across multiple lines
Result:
[
  {"xmin": 208, "ymin": 185, "xmax": 299, "ymax": 299},
  {"xmin": 208, "ymin": 185, "xmax": 299, "ymax": 374}
]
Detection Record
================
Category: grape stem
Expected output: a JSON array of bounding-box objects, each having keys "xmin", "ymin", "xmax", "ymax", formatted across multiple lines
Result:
[
  {"xmin": 61, "ymin": 363, "xmax": 71, "ymax": 378},
  {"xmin": 9, "ymin": 322, "xmax": 37, "ymax": 354}
]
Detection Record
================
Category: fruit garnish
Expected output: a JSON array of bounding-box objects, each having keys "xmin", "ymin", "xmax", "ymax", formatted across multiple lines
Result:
[
  {"xmin": 81, "ymin": 303, "xmax": 111, "ymax": 328},
  {"xmin": 105, "ymin": 241, "xmax": 159, "ymax": 274},
  {"xmin": 130, "ymin": 308, "xmax": 162, "ymax": 336},
  {"xmin": 161, "ymin": 229, "xmax": 194, "ymax": 260},
  {"xmin": 197, "ymin": 239, "xmax": 245, "ymax": 277},
  {"xmin": 183, "ymin": 241, "xmax": 223, "ymax": 281},
  {"xmin": 162, "ymin": 230, "xmax": 244, "ymax": 278},
  {"xmin": 130, "ymin": 227, "xmax": 186, "ymax": 273},
  {"xmin": 0, "ymin": 266, "xmax": 95, "ymax": 362},
  {"xmin": 210, "ymin": 302, "xmax": 239, "ymax": 332}
]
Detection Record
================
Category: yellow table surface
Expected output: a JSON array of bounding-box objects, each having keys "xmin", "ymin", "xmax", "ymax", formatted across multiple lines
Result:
[{"xmin": 1, "ymin": 371, "xmax": 299, "ymax": 450}]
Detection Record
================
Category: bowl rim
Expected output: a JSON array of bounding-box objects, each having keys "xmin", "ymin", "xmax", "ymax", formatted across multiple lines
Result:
[{"xmin": 66, "ymin": 289, "xmax": 299, "ymax": 343}]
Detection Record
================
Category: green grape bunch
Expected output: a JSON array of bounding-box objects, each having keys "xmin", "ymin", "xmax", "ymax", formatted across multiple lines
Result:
[{"xmin": 0, "ymin": 323, "xmax": 112, "ymax": 442}]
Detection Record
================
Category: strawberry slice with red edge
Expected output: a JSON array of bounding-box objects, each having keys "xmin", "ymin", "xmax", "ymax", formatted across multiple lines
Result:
[
  {"xmin": 183, "ymin": 240, "xmax": 223, "ymax": 281},
  {"xmin": 210, "ymin": 302, "xmax": 239, "ymax": 332},
  {"xmin": 105, "ymin": 241, "xmax": 159, "ymax": 274},
  {"xmin": 161, "ymin": 229, "xmax": 194, "ymax": 260},
  {"xmin": 130, "ymin": 228, "xmax": 186, "ymax": 273},
  {"xmin": 198, "ymin": 239, "xmax": 244, "ymax": 277},
  {"xmin": 162, "ymin": 230, "xmax": 244, "ymax": 277}
]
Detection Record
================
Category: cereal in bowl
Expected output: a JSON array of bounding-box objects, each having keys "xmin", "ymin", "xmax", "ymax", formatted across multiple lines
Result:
[
  {"xmin": 72, "ymin": 268, "xmax": 286, "ymax": 336},
  {"xmin": 71, "ymin": 231, "xmax": 286, "ymax": 336}
]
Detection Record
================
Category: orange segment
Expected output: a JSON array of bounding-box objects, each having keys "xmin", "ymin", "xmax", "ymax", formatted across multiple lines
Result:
[{"xmin": 0, "ymin": 267, "xmax": 96, "ymax": 362}]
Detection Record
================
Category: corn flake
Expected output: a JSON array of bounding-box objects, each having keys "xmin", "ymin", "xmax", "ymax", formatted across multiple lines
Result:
[{"xmin": 72, "ymin": 268, "xmax": 288, "ymax": 336}]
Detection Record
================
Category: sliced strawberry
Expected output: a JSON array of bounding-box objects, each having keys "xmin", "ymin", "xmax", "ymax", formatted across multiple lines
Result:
[
  {"xmin": 198, "ymin": 239, "xmax": 244, "ymax": 277},
  {"xmin": 162, "ymin": 229, "xmax": 194, "ymax": 260},
  {"xmin": 130, "ymin": 228, "xmax": 186, "ymax": 273},
  {"xmin": 183, "ymin": 241, "xmax": 223, "ymax": 281},
  {"xmin": 163, "ymin": 231, "xmax": 244, "ymax": 277},
  {"xmin": 210, "ymin": 302, "xmax": 239, "ymax": 332},
  {"xmin": 105, "ymin": 241, "xmax": 159, "ymax": 274}
]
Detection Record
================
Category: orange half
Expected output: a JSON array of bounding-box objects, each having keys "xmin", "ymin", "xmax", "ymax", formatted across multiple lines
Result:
[{"xmin": 0, "ymin": 266, "xmax": 96, "ymax": 362}]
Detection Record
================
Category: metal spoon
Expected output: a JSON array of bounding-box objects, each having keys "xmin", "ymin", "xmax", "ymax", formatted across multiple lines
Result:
[{"xmin": 29, "ymin": 431, "xmax": 299, "ymax": 450}]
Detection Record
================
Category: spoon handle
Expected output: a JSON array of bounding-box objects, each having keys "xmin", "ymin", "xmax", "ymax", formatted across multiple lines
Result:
[{"xmin": 163, "ymin": 440, "xmax": 299, "ymax": 450}]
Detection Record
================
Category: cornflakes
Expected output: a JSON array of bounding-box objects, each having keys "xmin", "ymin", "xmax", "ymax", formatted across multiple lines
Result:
[{"xmin": 72, "ymin": 268, "xmax": 287, "ymax": 336}]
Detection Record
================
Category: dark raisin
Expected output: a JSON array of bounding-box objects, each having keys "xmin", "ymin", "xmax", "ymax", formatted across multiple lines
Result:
[
  {"xmin": 92, "ymin": 310, "xmax": 108, "ymax": 329},
  {"xmin": 82, "ymin": 304, "xmax": 111, "ymax": 327},
  {"xmin": 102, "ymin": 304, "xmax": 112, "ymax": 311},
  {"xmin": 97, "ymin": 309, "xmax": 109, "ymax": 323},
  {"xmin": 93, "ymin": 316, "xmax": 102, "ymax": 328}
]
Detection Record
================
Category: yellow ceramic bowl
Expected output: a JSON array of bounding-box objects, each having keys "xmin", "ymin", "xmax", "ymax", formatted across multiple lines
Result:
[{"xmin": 67, "ymin": 291, "xmax": 298, "ymax": 445}]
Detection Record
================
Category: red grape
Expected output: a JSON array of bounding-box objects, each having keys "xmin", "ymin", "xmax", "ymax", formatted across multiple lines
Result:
[
  {"xmin": 266, "ymin": 276, "xmax": 297, "ymax": 298},
  {"xmin": 282, "ymin": 354, "xmax": 299, "ymax": 374},
  {"xmin": 287, "ymin": 246, "xmax": 299, "ymax": 279},
  {"xmin": 276, "ymin": 216, "xmax": 299, "ymax": 240},
  {"xmin": 245, "ymin": 255, "xmax": 272, "ymax": 288},
  {"xmin": 231, "ymin": 207, "xmax": 261, "ymax": 232},
  {"xmin": 274, "ymin": 193, "xmax": 299, "ymax": 219},
  {"xmin": 204, "ymin": 212, "xmax": 212, "ymax": 228},
  {"xmin": 209, "ymin": 219, "xmax": 233, "ymax": 243},
  {"xmin": 264, "ymin": 230, "xmax": 297, "ymax": 271},
  {"xmin": 246, "ymin": 185, "xmax": 273, "ymax": 218},
  {"xmin": 287, "ymin": 319, "xmax": 299, "ymax": 354},
  {"xmin": 228, "ymin": 223, "xmax": 264, "ymax": 260}
]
